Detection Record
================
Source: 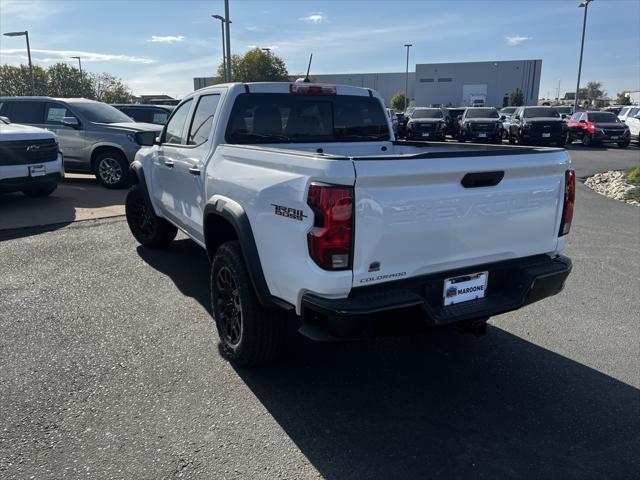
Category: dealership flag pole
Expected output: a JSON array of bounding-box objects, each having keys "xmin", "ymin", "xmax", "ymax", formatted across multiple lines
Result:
[{"xmin": 404, "ymin": 43, "xmax": 412, "ymax": 111}]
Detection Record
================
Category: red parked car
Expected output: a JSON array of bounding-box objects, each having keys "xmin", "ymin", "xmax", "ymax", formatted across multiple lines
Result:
[{"xmin": 566, "ymin": 111, "xmax": 631, "ymax": 148}]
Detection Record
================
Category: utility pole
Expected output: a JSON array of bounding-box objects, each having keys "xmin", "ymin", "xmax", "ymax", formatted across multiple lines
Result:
[
  {"xmin": 212, "ymin": 15, "xmax": 228, "ymax": 81},
  {"xmin": 224, "ymin": 0, "xmax": 232, "ymax": 82},
  {"xmin": 575, "ymin": 0, "xmax": 593, "ymax": 110},
  {"xmin": 71, "ymin": 56, "xmax": 83, "ymax": 97},
  {"xmin": 3, "ymin": 30, "xmax": 35, "ymax": 94},
  {"xmin": 404, "ymin": 43, "xmax": 412, "ymax": 111}
]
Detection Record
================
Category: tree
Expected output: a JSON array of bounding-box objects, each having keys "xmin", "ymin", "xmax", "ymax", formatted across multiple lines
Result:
[
  {"xmin": 0, "ymin": 62, "xmax": 132, "ymax": 102},
  {"xmin": 89, "ymin": 72, "xmax": 132, "ymax": 103},
  {"xmin": 217, "ymin": 48, "xmax": 289, "ymax": 82},
  {"xmin": 390, "ymin": 90, "xmax": 410, "ymax": 111},
  {"xmin": 508, "ymin": 88, "xmax": 525, "ymax": 106},
  {"xmin": 579, "ymin": 81, "xmax": 605, "ymax": 106},
  {"xmin": 616, "ymin": 91, "xmax": 631, "ymax": 106},
  {"xmin": 0, "ymin": 64, "xmax": 48, "ymax": 96}
]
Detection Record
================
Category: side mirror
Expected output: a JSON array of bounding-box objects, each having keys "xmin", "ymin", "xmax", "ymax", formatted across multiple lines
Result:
[
  {"xmin": 579, "ymin": 119, "xmax": 586, "ymax": 124},
  {"xmin": 561, "ymin": 114, "xmax": 567, "ymax": 119},
  {"xmin": 456, "ymin": 115, "xmax": 462, "ymax": 120},
  {"xmin": 134, "ymin": 131, "xmax": 159, "ymax": 146},
  {"xmin": 500, "ymin": 115, "xmax": 506, "ymax": 121},
  {"xmin": 61, "ymin": 116, "xmax": 80, "ymax": 128},
  {"xmin": 514, "ymin": 115, "xmax": 520, "ymax": 120}
]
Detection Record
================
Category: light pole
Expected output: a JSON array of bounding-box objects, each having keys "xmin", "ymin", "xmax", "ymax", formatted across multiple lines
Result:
[
  {"xmin": 575, "ymin": 0, "xmax": 593, "ymax": 110},
  {"xmin": 212, "ymin": 14, "xmax": 230, "ymax": 82},
  {"xmin": 70, "ymin": 56, "xmax": 83, "ymax": 97},
  {"xmin": 224, "ymin": 0, "xmax": 232, "ymax": 83},
  {"xmin": 3, "ymin": 30, "xmax": 35, "ymax": 95},
  {"xmin": 404, "ymin": 43, "xmax": 412, "ymax": 111}
]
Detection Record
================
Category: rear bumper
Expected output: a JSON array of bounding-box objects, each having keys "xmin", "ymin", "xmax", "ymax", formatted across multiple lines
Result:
[{"xmin": 301, "ymin": 254, "xmax": 572, "ymax": 339}]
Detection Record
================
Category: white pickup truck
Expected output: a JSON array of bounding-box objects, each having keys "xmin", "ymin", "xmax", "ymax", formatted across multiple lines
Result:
[{"xmin": 126, "ymin": 82, "xmax": 574, "ymax": 366}]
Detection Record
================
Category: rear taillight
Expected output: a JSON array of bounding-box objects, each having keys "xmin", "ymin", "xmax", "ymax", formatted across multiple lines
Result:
[
  {"xmin": 289, "ymin": 83, "xmax": 337, "ymax": 96},
  {"xmin": 586, "ymin": 121, "xmax": 595, "ymax": 134},
  {"xmin": 307, "ymin": 184, "xmax": 353, "ymax": 270},
  {"xmin": 559, "ymin": 170, "xmax": 575, "ymax": 236}
]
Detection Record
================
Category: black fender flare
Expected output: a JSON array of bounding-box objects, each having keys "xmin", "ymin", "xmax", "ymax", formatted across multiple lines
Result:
[
  {"xmin": 129, "ymin": 161, "xmax": 155, "ymax": 213},
  {"xmin": 204, "ymin": 201, "xmax": 293, "ymax": 311}
]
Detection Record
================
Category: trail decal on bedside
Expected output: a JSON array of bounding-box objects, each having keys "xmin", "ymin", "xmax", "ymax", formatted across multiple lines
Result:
[{"xmin": 271, "ymin": 204, "xmax": 307, "ymax": 221}]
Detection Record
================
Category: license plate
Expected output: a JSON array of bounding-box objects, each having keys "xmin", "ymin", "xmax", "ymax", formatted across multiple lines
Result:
[
  {"xmin": 443, "ymin": 272, "xmax": 488, "ymax": 306},
  {"xmin": 421, "ymin": 133, "xmax": 430, "ymax": 137},
  {"xmin": 610, "ymin": 136, "xmax": 619, "ymax": 140},
  {"xmin": 542, "ymin": 133, "xmax": 551, "ymax": 138},
  {"xmin": 478, "ymin": 133, "xmax": 487, "ymax": 138},
  {"xmin": 29, "ymin": 165, "xmax": 46, "ymax": 177}
]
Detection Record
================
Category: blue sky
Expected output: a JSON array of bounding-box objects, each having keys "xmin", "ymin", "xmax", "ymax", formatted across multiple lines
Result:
[{"xmin": 1, "ymin": 0, "xmax": 638, "ymax": 100}]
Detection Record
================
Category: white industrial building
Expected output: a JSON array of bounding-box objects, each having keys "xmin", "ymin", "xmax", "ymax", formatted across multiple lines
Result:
[{"xmin": 194, "ymin": 59, "xmax": 542, "ymax": 108}]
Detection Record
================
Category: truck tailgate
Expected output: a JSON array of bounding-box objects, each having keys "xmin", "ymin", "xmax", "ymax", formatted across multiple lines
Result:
[{"xmin": 352, "ymin": 149, "xmax": 571, "ymax": 286}]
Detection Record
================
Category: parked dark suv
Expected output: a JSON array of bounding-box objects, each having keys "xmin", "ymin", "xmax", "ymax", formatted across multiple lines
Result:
[
  {"xmin": 457, "ymin": 107, "xmax": 503, "ymax": 143},
  {"xmin": 404, "ymin": 107, "xmax": 447, "ymax": 141},
  {"xmin": 508, "ymin": 106, "xmax": 566, "ymax": 146},
  {"xmin": 111, "ymin": 104, "xmax": 174, "ymax": 125},
  {"xmin": 566, "ymin": 111, "xmax": 630, "ymax": 148}
]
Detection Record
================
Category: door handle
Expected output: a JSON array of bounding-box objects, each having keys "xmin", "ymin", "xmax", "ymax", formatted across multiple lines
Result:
[
  {"xmin": 164, "ymin": 160, "xmax": 175, "ymax": 168},
  {"xmin": 188, "ymin": 167, "xmax": 201, "ymax": 176}
]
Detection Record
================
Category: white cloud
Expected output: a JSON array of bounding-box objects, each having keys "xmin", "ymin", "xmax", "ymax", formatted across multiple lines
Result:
[
  {"xmin": 148, "ymin": 35, "xmax": 185, "ymax": 44},
  {"xmin": 0, "ymin": 0, "xmax": 62, "ymax": 21},
  {"xmin": 0, "ymin": 48, "xmax": 154, "ymax": 64},
  {"xmin": 301, "ymin": 14, "xmax": 324, "ymax": 24},
  {"xmin": 505, "ymin": 35, "xmax": 532, "ymax": 46},
  {"xmin": 247, "ymin": 45, "xmax": 279, "ymax": 51}
]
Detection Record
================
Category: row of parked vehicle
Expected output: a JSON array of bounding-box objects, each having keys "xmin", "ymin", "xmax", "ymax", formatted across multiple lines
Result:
[
  {"xmin": 2, "ymin": 91, "xmax": 638, "ymax": 199},
  {"xmin": 389, "ymin": 104, "xmax": 638, "ymax": 148},
  {"xmin": 0, "ymin": 97, "xmax": 170, "ymax": 193}
]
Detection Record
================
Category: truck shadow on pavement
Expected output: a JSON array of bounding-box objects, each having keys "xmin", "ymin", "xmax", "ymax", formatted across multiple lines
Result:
[
  {"xmin": 136, "ymin": 238, "xmax": 639, "ymax": 480},
  {"xmin": 136, "ymin": 238, "xmax": 211, "ymax": 313},
  {"xmin": 235, "ymin": 330, "xmax": 639, "ymax": 480}
]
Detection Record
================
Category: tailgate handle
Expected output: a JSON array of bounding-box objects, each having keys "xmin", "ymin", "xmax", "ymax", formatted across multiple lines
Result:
[{"xmin": 461, "ymin": 171, "xmax": 504, "ymax": 188}]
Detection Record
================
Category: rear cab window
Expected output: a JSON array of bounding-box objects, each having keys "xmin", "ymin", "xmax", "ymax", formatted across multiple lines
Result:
[{"xmin": 225, "ymin": 93, "xmax": 390, "ymax": 144}]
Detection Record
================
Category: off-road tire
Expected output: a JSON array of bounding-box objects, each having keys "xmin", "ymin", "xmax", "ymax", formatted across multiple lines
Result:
[
  {"xmin": 94, "ymin": 150, "xmax": 130, "ymax": 189},
  {"xmin": 211, "ymin": 241, "xmax": 287, "ymax": 366},
  {"xmin": 125, "ymin": 185, "xmax": 177, "ymax": 247}
]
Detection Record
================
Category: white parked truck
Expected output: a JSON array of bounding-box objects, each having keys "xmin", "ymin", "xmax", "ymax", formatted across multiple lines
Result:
[
  {"xmin": 126, "ymin": 82, "xmax": 574, "ymax": 365},
  {"xmin": 0, "ymin": 117, "xmax": 64, "ymax": 197}
]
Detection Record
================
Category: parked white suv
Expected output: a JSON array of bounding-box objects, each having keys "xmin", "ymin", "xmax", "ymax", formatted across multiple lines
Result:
[
  {"xmin": 622, "ymin": 107, "xmax": 640, "ymax": 143},
  {"xmin": 0, "ymin": 117, "xmax": 64, "ymax": 197},
  {"xmin": 126, "ymin": 82, "xmax": 574, "ymax": 366}
]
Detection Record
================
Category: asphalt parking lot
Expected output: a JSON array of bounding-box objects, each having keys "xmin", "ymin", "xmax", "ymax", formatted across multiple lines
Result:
[{"xmin": 1, "ymin": 144, "xmax": 639, "ymax": 479}]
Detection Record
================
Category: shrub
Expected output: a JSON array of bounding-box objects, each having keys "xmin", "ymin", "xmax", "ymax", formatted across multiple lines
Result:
[{"xmin": 627, "ymin": 166, "xmax": 640, "ymax": 183}]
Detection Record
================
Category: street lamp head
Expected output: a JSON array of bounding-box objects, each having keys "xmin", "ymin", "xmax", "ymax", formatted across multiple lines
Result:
[
  {"xmin": 404, "ymin": 43, "xmax": 413, "ymax": 47},
  {"xmin": 3, "ymin": 31, "xmax": 27, "ymax": 37},
  {"xmin": 212, "ymin": 14, "xmax": 230, "ymax": 23},
  {"xmin": 70, "ymin": 56, "xmax": 81, "ymax": 60},
  {"xmin": 578, "ymin": 0, "xmax": 593, "ymax": 7}
]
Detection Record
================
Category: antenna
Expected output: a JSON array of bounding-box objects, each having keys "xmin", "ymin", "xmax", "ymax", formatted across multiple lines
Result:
[{"xmin": 304, "ymin": 53, "xmax": 313, "ymax": 83}]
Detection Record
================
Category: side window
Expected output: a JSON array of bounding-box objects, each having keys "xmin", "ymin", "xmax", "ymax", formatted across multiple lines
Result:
[
  {"xmin": 151, "ymin": 109, "xmax": 169, "ymax": 125},
  {"xmin": 163, "ymin": 99, "xmax": 193, "ymax": 144},
  {"xmin": 46, "ymin": 103, "xmax": 74, "ymax": 124},
  {"xmin": 629, "ymin": 107, "xmax": 639, "ymax": 117},
  {"xmin": 188, "ymin": 95, "xmax": 220, "ymax": 145},
  {"xmin": 123, "ymin": 108, "xmax": 149, "ymax": 123},
  {"xmin": 9, "ymin": 101, "xmax": 45, "ymax": 124}
]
